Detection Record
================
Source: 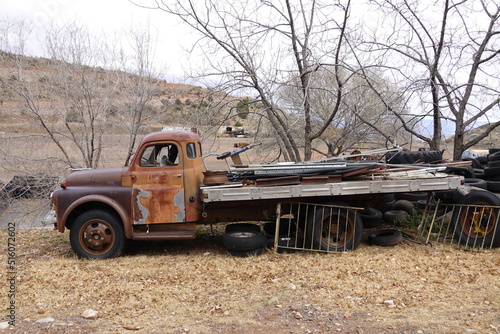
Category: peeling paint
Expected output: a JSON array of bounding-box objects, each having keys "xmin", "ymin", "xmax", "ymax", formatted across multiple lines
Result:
[
  {"xmin": 133, "ymin": 188, "xmax": 151, "ymax": 224},
  {"xmin": 174, "ymin": 189, "xmax": 185, "ymax": 221}
]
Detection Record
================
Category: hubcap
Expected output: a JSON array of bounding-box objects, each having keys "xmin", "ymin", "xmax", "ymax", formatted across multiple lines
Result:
[{"xmin": 80, "ymin": 220, "xmax": 114, "ymax": 254}]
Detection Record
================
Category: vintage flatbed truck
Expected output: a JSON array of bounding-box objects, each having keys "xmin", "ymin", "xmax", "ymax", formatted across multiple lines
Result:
[{"xmin": 51, "ymin": 130, "xmax": 478, "ymax": 259}]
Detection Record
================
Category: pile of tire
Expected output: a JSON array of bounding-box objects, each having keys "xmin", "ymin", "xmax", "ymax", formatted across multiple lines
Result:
[{"xmin": 462, "ymin": 148, "xmax": 500, "ymax": 194}]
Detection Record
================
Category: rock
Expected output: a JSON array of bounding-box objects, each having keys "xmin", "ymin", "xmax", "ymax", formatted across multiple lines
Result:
[
  {"xmin": 294, "ymin": 311, "xmax": 303, "ymax": 319},
  {"xmin": 383, "ymin": 300, "xmax": 395, "ymax": 308},
  {"xmin": 82, "ymin": 309, "xmax": 98, "ymax": 319},
  {"xmin": 288, "ymin": 283, "xmax": 297, "ymax": 290},
  {"xmin": 0, "ymin": 322, "xmax": 9, "ymax": 329},
  {"xmin": 268, "ymin": 297, "xmax": 279, "ymax": 305},
  {"xmin": 36, "ymin": 317, "xmax": 55, "ymax": 323}
]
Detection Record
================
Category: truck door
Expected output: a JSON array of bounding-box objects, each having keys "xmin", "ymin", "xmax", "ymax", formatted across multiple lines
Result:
[{"xmin": 131, "ymin": 141, "xmax": 186, "ymax": 224}]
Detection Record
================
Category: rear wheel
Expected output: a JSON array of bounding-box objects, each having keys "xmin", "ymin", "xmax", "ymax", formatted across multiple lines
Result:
[
  {"xmin": 307, "ymin": 203, "xmax": 363, "ymax": 252},
  {"xmin": 70, "ymin": 210, "xmax": 125, "ymax": 259},
  {"xmin": 453, "ymin": 191, "xmax": 500, "ymax": 248}
]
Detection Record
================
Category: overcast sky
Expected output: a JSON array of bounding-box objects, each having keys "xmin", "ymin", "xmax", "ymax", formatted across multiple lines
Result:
[{"xmin": 0, "ymin": 0, "xmax": 192, "ymax": 81}]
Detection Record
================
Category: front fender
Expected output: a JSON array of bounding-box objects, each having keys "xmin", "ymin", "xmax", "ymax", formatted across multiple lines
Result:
[{"xmin": 58, "ymin": 194, "xmax": 132, "ymax": 239}]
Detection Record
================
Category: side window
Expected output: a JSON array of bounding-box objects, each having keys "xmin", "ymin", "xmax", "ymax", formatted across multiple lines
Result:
[
  {"xmin": 139, "ymin": 146, "xmax": 156, "ymax": 167},
  {"xmin": 198, "ymin": 142, "xmax": 203, "ymax": 157},
  {"xmin": 186, "ymin": 143, "xmax": 196, "ymax": 159},
  {"xmin": 139, "ymin": 143, "xmax": 179, "ymax": 167}
]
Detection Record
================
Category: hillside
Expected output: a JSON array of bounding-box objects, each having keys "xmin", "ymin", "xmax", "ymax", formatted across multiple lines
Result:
[
  {"xmin": 445, "ymin": 123, "xmax": 500, "ymax": 151},
  {"xmin": 0, "ymin": 51, "xmax": 255, "ymax": 136}
]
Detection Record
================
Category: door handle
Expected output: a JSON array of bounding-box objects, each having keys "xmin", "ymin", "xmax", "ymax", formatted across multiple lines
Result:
[{"xmin": 173, "ymin": 174, "xmax": 182, "ymax": 177}]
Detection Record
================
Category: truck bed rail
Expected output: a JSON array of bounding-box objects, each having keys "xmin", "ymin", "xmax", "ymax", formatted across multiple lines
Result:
[{"xmin": 201, "ymin": 175, "xmax": 464, "ymax": 202}]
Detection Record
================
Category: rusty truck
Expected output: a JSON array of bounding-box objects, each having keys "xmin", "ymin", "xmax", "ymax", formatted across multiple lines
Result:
[{"xmin": 51, "ymin": 130, "xmax": 499, "ymax": 259}]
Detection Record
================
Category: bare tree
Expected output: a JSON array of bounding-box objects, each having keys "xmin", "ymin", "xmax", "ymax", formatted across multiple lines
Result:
[
  {"xmin": 280, "ymin": 64, "xmax": 413, "ymax": 157},
  {"xmin": 115, "ymin": 23, "xmax": 164, "ymax": 166},
  {"xmin": 145, "ymin": 0, "xmax": 356, "ymax": 161},
  {"xmin": 363, "ymin": 0, "xmax": 500, "ymax": 159},
  {"xmin": 43, "ymin": 22, "xmax": 121, "ymax": 168}
]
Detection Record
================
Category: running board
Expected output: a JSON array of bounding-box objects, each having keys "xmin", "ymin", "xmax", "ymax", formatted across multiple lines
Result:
[{"xmin": 131, "ymin": 224, "xmax": 197, "ymax": 240}]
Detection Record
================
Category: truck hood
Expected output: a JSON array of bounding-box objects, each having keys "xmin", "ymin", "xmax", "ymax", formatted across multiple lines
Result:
[{"xmin": 64, "ymin": 167, "xmax": 127, "ymax": 187}]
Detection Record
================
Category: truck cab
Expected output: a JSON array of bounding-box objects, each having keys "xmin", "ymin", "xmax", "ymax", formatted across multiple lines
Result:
[{"xmin": 51, "ymin": 130, "xmax": 205, "ymax": 259}]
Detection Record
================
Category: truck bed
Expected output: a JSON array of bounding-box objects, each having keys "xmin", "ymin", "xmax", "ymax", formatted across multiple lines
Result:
[{"xmin": 201, "ymin": 174, "xmax": 463, "ymax": 202}]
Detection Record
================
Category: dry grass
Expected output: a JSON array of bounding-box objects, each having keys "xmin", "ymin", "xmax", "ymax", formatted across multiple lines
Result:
[{"xmin": 1, "ymin": 228, "xmax": 499, "ymax": 334}]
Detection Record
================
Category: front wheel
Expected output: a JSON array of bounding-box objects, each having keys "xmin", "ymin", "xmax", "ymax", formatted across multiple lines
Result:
[
  {"xmin": 307, "ymin": 203, "xmax": 363, "ymax": 252},
  {"xmin": 70, "ymin": 210, "xmax": 125, "ymax": 259}
]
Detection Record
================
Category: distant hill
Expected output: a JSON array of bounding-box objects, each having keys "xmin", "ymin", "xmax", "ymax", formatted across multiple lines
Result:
[
  {"xmin": 445, "ymin": 123, "xmax": 500, "ymax": 150},
  {"xmin": 0, "ymin": 51, "xmax": 247, "ymax": 135}
]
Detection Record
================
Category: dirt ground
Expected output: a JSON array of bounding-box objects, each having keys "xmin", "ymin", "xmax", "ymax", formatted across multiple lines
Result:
[{"xmin": 0, "ymin": 226, "xmax": 499, "ymax": 334}]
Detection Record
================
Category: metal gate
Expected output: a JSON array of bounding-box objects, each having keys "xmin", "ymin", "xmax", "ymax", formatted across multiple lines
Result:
[
  {"xmin": 273, "ymin": 202, "xmax": 363, "ymax": 253},
  {"xmin": 419, "ymin": 201, "xmax": 500, "ymax": 250}
]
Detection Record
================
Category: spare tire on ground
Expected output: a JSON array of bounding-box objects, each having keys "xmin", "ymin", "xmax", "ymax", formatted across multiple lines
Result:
[
  {"xmin": 223, "ymin": 231, "xmax": 268, "ymax": 251},
  {"xmin": 369, "ymin": 229, "xmax": 403, "ymax": 246}
]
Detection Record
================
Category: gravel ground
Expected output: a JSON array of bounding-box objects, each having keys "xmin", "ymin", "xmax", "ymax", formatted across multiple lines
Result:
[{"xmin": 0, "ymin": 227, "xmax": 499, "ymax": 334}]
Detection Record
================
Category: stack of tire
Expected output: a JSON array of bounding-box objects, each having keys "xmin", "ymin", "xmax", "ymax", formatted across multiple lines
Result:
[{"xmin": 464, "ymin": 148, "xmax": 500, "ymax": 194}]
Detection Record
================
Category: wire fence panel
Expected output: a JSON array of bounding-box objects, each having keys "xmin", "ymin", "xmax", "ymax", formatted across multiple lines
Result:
[
  {"xmin": 274, "ymin": 202, "xmax": 364, "ymax": 253},
  {"xmin": 418, "ymin": 201, "xmax": 500, "ymax": 250}
]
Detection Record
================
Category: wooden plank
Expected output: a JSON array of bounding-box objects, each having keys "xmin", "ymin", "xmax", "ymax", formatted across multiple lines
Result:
[{"xmin": 255, "ymin": 175, "xmax": 301, "ymax": 187}]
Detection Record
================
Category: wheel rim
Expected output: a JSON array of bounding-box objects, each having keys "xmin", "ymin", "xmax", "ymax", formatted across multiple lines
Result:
[
  {"xmin": 318, "ymin": 209, "xmax": 355, "ymax": 249},
  {"xmin": 230, "ymin": 231, "xmax": 257, "ymax": 238},
  {"xmin": 78, "ymin": 219, "xmax": 115, "ymax": 255},
  {"xmin": 459, "ymin": 202, "xmax": 498, "ymax": 239}
]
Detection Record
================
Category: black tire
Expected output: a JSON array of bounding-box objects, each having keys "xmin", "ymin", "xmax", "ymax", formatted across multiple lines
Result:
[
  {"xmin": 452, "ymin": 189, "xmax": 467, "ymax": 204},
  {"xmin": 416, "ymin": 199, "xmax": 437, "ymax": 210},
  {"xmin": 488, "ymin": 160, "xmax": 500, "ymax": 168},
  {"xmin": 382, "ymin": 193, "xmax": 395, "ymax": 204},
  {"xmin": 464, "ymin": 178, "xmax": 488, "ymax": 190},
  {"xmin": 391, "ymin": 200, "xmax": 416, "ymax": 214},
  {"xmin": 484, "ymin": 166, "xmax": 500, "ymax": 177},
  {"xmin": 306, "ymin": 203, "xmax": 363, "ymax": 252},
  {"xmin": 395, "ymin": 192, "xmax": 428, "ymax": 201},
  {"xmin": 383, "ymin": 210, "xmax": 409, "ymax": 225},
  {"xmin": 223, "ymin": 231, "xmax": 268, "ymax": 251},
  {"xmin": 477, "ymin": 156, "xmax": 489, "ymax": 165},
  {"xmin": 225, "ymin": 223, "xmax": 261, "ymax": 233},
  {"xmin": 463, "ymin": 158, "xmax": 482, "ymax": 169},
  {"xmin": 487, "ymin": 151, "xmax": 500, "ymax": 162},
  {"xmin": 69, "ymin": 209, "xmax": 125, "ymax": 259},
  {"xmin": 227, "ymin": 247, "xmax": 265, "ymax": 257},
  {"xmin": 386, "ymin": 151, "xmax": 442, "ymax": 164},
  {"xmin": 369, "ymin": 229, "xmax": 403, "ymax": 246},
  {"xmin": 434, "ymin": 189, "xmax": 455, "ymax": 203},
  {"xmin": 473, "ymin": 169, "xmax": 487, "ymax": 179},
  {"xmin": 445, "ymin": 166, "xmax": 475, "ymax": 178},
  {"xmin": 489, "ymin": 148, "xmax": 500, "ymax": 154},
  {"xmin": 486, "ymin": 181, "xmax": 500, "ymax": 193},
  {"xmin": 359, "ymin": 207, "xmax": 383, "ymax": 228},
  {"xmin": 452, "ymin": 191, "xmax": 500, "ymax": 248}
]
